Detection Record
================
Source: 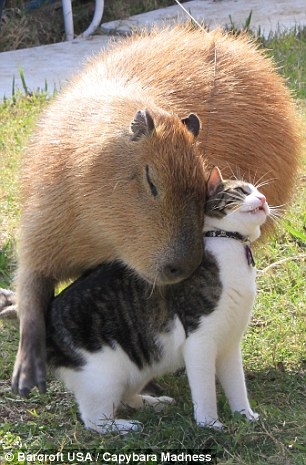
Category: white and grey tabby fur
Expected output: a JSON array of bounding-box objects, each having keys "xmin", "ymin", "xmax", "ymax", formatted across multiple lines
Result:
[{"xmin": 1, "ymin": 167, "xmax": 270, "ymax": 434}]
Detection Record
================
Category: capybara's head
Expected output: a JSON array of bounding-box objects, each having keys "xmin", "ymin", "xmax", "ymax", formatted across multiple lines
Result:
[{"xmin": 81, "ymin": 108, "xmax": 207, "ymax": 285}]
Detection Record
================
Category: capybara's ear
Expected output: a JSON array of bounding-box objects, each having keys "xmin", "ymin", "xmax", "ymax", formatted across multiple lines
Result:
[
  {"xmin": 207, "ymin": 166, "xmax": 223, "ymax": 197},
  {"xmin": 130, "ymin": 109, "xmax": 155, "ymax": 141},
  {"xmin": 181, "ymin": 113, "xmax": 201, "ymax": 138}
]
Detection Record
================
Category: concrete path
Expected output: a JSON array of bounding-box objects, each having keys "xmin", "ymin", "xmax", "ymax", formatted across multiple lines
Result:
[
  {"xmin": 102, "ymin": 0, "xmax": 306, "ymax": 36},
  {"xmin": 0, "ymin": 35, "xmax": 112, "ymax": 99},
  {"xmin": 0, "ymin": 0, "xmax": 305, "ymax": 100}
]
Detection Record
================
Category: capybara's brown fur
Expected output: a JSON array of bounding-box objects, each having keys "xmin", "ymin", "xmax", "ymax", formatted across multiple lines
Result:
[{"xmin": 12, "ymin": 25, "xmax": 302, "ymax": 395}]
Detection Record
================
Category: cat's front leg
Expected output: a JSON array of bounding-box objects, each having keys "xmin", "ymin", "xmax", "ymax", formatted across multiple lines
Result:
[
  {"xmin": 216, "ymin": 346, "xmax": 259, "ymax": 421},
  {"xmin": 183, "ymin": 335, "xmax": 223, "ymax": 429}
]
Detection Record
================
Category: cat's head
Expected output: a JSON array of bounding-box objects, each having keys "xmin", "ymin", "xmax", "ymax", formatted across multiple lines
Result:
[{"xmin": 204, "ymin": 167, "xmax": 270, "ymax": 242}]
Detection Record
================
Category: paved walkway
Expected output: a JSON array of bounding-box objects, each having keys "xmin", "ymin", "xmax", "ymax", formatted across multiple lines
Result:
[{"xmin": 0, "ymin": 0, "xmax": 305, "ymax": 100}]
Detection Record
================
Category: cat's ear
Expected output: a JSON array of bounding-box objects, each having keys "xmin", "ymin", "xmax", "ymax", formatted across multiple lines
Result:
[{"xmin": 207, "ymin": 166, "xmax": 223, "ymax": 196}]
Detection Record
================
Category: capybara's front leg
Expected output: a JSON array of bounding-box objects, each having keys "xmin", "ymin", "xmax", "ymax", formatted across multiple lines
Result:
[{"xmin": 12, "ymin": 270, "xmax": 54, "ymax": 396}]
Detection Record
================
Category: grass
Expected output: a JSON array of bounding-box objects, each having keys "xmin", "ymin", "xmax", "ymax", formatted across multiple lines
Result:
[
  {"xmin": 263, "ymin": 28, "xmax": 306, "ymax": 99},
  {"xmin": 0, "ymin": 91, "xmax": 49, "ymax": 287},
  {"xmin": 0, "ymin": 1, "xmax": 174, "ymax": 52},
  {"xmin": 0, "ymin": 25, "xmax": 305, "ymax": 465}
]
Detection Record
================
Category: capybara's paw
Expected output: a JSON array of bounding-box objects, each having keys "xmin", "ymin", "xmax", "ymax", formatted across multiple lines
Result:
[{"xmin": 12, "ymin": 344, "xmax": 47, "ymax": 396}]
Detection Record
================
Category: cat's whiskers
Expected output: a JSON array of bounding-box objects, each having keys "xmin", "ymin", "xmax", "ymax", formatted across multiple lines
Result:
[
  {"xmin": 211, "ymin": 203, "xmax": 239, "ymax": 211},
  {"xmin": 230, "ymin": 194, "xmax": 245, "ymax": 202},
  {"xmin": 268, "ymin": 213, "xmax": 280, "ymax": 225},
  {"xmin": 147, "ymin": 277, "xmax": 157, "ymax": 300},
  {"xmin": 225, "ymin": 163, "xmax": 247, "ymax": 183},
  {"xmin": 220, "ymin": 166, "xmax": 275, "ymax": 194},
  {"xmin": 269, "ymin": 204, "xmax": 284, "ymax": 215},
  {"xmin": 210, "ymin": 200, "xmax": 241, "ymax": 213},
  {"xmin": 268, "ymin": 205, "xmax": 284, "ymax": 224},
  {"xmin": 214, "ymin": 192, "xmax": 244, "ymax": 203},
  {"xmin": 226, "ymin": 164, "xmax": 240, "ymax": 181},
  {"xmin": 270, "ymin": 203, "xmax": 285, "ymax": 211},
  {"xmin": 252, "ymin": 169, "xmax": 276, "ymax": 191},
  {"xmin": 255, "ymin": 178, "xmax": 276, "ymax": 190},
  {"xmin": 251, "ymin": 169, "xmax": 269, "ymax": 189},
  {"xmin": 224, "ymin": 196, "xmax": 244, "ymax": 207},
  {"xmin": 225, "ymin": 204, "xmax": 243, "ymax": 216}
]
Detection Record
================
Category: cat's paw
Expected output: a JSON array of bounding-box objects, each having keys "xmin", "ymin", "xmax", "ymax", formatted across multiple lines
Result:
[
  {"xmin": 112, "ymin": 420, "xmax": 143, "ymax": 434},
  {"xmin": 142, "ymin": 394, "xmax": 175, "ymax": 412},
  {"xmin": 197, "ymin": 418, "xmax": 224, "ymax": 430},
  {"xmin": 90, "ymin": 419, "xmax": 143, "ymax": 435},
  {"xmin": 246, "ymin": 411, "xmax": 259, "ymax": 422},
  {"xmin": 236, "ymin": 409, "xmax": 259, "ymax": 422}
]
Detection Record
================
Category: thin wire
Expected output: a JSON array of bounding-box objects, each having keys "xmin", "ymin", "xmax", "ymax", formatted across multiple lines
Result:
[
  {"xmin": 173, "ymin": 0, "xmax": 208, "ymax": 33},
  {"xmin": 174, "ymin": 0, "xmax": 217, "ymax": 158},
  {"xmin": 203, "ymin": 44, "xmax": 217, "ymax": 157}
]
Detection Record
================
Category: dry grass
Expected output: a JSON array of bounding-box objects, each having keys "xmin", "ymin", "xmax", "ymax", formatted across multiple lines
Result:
[
  {"xmin": 0, "ymin": 0, "xmax": 174, "ymax": 52},
  {"xmin": 0, "ymin": 2, "xmax": 66, "ymax": 51}
]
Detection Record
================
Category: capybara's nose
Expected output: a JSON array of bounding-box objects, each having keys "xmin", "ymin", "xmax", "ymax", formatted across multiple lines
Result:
[
  {"xmin": 163, "ymin": 264, "xmax": 185, "ymax": 281},
  {"xmin": 162, "ymin": 257, "xmax": 201, "ymax": 284}
]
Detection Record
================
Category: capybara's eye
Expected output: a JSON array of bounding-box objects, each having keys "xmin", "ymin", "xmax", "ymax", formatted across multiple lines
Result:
[{"xmin": 145, "ymin": 165, "xmax": 158, "ymax": 198}]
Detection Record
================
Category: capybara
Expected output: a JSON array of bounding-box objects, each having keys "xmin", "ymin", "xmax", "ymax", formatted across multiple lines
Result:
[{"xmin": 12, "ymin": 25, "xmax": 301, "ymax": 395}]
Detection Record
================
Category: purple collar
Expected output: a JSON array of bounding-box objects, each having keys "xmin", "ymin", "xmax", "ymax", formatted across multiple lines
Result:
[{"xmin": 204, "ymin": 230, "xmax": 255, "ymax": 267}]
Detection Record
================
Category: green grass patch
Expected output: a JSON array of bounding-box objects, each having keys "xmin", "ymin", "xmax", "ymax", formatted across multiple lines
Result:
[
  {"xmin": 263, "ymin": 27, "xmax": 306, "ymax": 99},
  {"xmin": 0, "ymin": 29, "xmax": 305, "ymax": 465},
  {"xmin": 223, "ymin": 11, "xmax": 306, "ymax": 99}
]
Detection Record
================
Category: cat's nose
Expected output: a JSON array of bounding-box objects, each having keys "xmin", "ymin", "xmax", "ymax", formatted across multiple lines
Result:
[{"xmin": 258, "ymin": 195, "xmax": 266, "ymax": 206}]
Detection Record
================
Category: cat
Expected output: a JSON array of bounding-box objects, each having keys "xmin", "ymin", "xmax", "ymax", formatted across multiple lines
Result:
[{"xmin": 0, "ymin": 167, "xmax": 270, "ymax": 433}]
